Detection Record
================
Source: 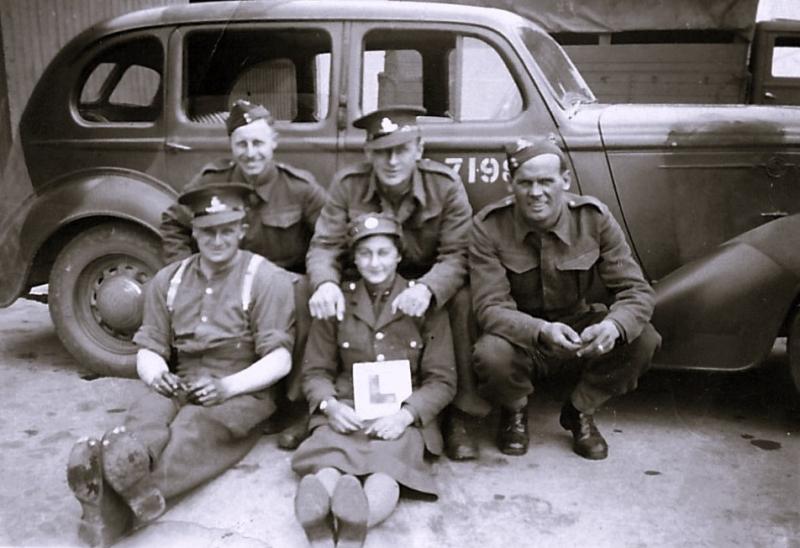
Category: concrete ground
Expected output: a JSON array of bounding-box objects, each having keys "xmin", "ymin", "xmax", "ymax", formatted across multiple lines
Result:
[{"xmin": 1, "ymin": 296, "xmax": 798, "ymax": 548}]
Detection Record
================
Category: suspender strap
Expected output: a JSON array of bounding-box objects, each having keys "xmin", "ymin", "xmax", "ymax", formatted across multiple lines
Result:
[
  {"xmin": 241, "ymin": 254, "xmax": 265, "ymax": 312},
  {"xmin": 166, "ymin": 257, "xmax": 192, "ymax": 313}
]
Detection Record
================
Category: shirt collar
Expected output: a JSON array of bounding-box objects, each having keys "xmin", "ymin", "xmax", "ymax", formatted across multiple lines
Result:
[
  {"xmin": 365, "ymin": 164, "xmax": 426, "ymax": 208},
  {"xmin": 513, "ymin": 199, "xmax": 573, "ymax": 245}
]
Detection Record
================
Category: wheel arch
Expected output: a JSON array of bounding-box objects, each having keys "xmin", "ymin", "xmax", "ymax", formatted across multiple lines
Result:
[{"xmin": 19, "ymin": 170, "xmax": 174, "ymax": 292}]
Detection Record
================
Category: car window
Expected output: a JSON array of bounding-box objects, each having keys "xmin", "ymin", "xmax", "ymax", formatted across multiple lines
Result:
[
  {"xmin": 77, "ymin": 37, "xmax": 163, "ymax": 123},
  {"xmin": 183, "ymin": 27, "xmax": 332, "ymax": 125},
  {"xmin": 771, "ymin": 36, "xmax": 800, "ymax": 78},
  {"xmin": 361, "ymin": 29, "xmax": 522, "ymax": 121}
]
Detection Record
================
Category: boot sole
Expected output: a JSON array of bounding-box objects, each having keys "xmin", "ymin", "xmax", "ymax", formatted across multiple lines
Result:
[
  {"xmin": 295, "ymin": 475, "xmax": 334, "ymax": 548},
  {"xmin": 67, "ymin": 437, "xmax": 107, "ymax": 546},
  {"xmin": 101, "ymin": 427, "xmax": 165, "ymax": 522},
  {"xmin": 331, "ymin": 475, "xmax": 368, "ymax": 548}
]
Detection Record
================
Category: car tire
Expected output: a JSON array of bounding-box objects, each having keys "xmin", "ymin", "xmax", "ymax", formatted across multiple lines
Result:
[
  {"xmin": 788, "ymin": 307, "xmax": 800, "ymax": 393},
  {"xmin": 49, "ymin": 222, "xmax": 163, "ymax": 377}
]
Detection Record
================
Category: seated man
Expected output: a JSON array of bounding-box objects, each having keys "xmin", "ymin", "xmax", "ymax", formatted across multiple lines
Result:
[
  {"xmin": 66, "ymin": 180, "xmax": 295, "ymax": 546},
  {"xmin": 161, "ymin": 99, "xmax": 327, "ymax": 449},
  {"xmin": 470, "ymin": 137, "xmax": 661, "ymax": 460}
]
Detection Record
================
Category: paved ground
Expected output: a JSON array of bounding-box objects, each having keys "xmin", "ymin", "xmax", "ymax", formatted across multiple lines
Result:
[{"xmin": 1, "ymin": 296, "xmax": 798, "ymax": 547}]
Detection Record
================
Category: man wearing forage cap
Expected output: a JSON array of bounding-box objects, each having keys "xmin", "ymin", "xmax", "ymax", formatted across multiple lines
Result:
[
  {"xmin": 66, "ymin": 179, "xmax": 295, "ymax": 545},
  {"xmin": 469, "ymin": 137, "xmax": 661, "ymax": 459},
  {"xmin": 161, "ymin": 99, "xmax": 327, "ymax": 450},
  {"xmin": 306, "ymin": 105, "xmax": 487, "ymax": 460}
]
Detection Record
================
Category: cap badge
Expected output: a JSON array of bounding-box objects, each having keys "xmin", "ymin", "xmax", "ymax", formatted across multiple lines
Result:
[
  {"xmin": 364, "ymin": 216, "xmax": 379, "ymax": 229},
  {"xmin": 380, "ymin": 117, "xmax": 398, "ymax": 133},
  {"xmin": 205, "ymin": 196, "xmax": 228, "ymax": 214}
]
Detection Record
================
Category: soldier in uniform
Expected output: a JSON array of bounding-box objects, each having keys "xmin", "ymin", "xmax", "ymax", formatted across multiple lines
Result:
[
  {"xmin": 66, "ymin": 181, "xmax": 295, "ymax": 546},
  {"xmin": 470, "ymin": 138, "xmax": 661, "ymax": 459},
  {"xmin": 306, "ymin": 106, "xmax": 486, "ymax": 460},
  {"xmin": 161, "ymin": 99, "xmax": 327, "ymax": 449},
  {"xmin": 293, "ymin": 213, "xmax": 456, "ymax": 547}
]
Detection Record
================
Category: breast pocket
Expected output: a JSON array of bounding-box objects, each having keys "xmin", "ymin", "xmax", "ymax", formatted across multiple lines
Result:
[
  {"xmin": 261, "ymin": 206, "xmax": 303, "ymax": 229},
  {"xmin": 499, "ymin": 250, "xmax": 540, "ymax": 307},
  {"xmin": 556, "ymin": 246, "xmax": 599, "ymax": 296},
  {"xmin": 246, "ymin": 206, "xmax": 307, "ymax": 267}
]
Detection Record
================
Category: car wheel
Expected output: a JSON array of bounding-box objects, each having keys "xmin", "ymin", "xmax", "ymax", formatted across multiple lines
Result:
[
  {"xmin": 49, "ymin": 222, "xmax": 163, "ymax": 377},
  {"xmin": 788, "ymin": 307, "xmax": 800, "ymax": 393}
]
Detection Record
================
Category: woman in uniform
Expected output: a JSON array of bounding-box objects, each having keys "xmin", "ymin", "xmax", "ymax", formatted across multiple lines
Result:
[{"xmin": 291, "ymin": 213, "xmax": 456, "ymax": 547}]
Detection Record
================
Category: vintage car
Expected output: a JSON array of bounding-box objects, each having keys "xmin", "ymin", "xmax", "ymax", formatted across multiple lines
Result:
[{"xmin": 5, "ymin": 1, "xmax": 800, "ymax": 390}]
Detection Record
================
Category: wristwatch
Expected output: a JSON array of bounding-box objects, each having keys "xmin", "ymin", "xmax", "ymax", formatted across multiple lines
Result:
[{"xmin": 319, "ymin": 398, "xmax": 335, "ymax": 415}]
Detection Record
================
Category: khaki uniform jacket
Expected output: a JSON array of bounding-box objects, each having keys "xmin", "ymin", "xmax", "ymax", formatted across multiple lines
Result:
[
  {"xmin": 302, "ymin": 275, "xmax": 457, "ymax": 455},
  {"xmin": 470, "ymin": 193, "xmax": 655, "ymax": 350},
  {"xmin": 306, "ymin": 159, "xmax": 472, "ymax": 308},
  {"xmin": 161, "ymin": 160, "xmax": 328, "ymax": 273}
]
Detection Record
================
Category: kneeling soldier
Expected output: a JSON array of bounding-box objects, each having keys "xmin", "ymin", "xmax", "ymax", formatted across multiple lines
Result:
[
  {"xmin": 66, "ymin": 180, "xmax": 295, "ymax": 545},
  {"xmin": 470, "ymin": 138, "xmax": 661, "ymax": 459}
]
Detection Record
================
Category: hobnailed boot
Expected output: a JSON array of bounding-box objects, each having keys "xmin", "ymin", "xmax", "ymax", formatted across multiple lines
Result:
[
  {"xmin": 443, "ymin": 408, "xmax": 478, "ymax": 461},
  {"xmin": 559, "ymin": 401, "xmax": 608, "ymax": 460},
  {"xmin": 100, "ymin": 426, "xmax": 166, "ymax": 522},
  {"xmin": 497, "ymin": 407, "xmax": 528, "ymax": 456},
  {"xmin": 67, "ymin": 437, "xmax": 131, "ymax": 546},
  {"xmin": 278, "ymin": 413, "xmax": 311, "ymax": 450}
]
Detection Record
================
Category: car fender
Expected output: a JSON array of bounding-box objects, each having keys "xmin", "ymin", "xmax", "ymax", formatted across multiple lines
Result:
[
  {"xmin": 652, "ymin": 213, "xmax": 800, "ymax": 371},
  {"xmin": 0, "ymin": 169, "xmax": 175, "ymax": 307}
]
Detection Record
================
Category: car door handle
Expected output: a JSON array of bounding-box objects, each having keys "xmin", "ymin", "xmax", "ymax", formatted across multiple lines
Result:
[
  {"xmin": 764, "ymin": 91, "xmax": 776, "ymax": 101},
  {"xmin": 165, "ymin": 141, "xmax": 192, "ymax": 152},
  {"xmin": 760, "ymin": 211, "xmax": 788, "ymax": 219}
]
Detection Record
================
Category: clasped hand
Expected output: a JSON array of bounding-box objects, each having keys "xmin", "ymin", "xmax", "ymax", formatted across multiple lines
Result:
[
  {"xmin": 539, "ymin": 319, "xmax": 620, "ymax": 359},
  {"xmin": 326, "ymin": 400, "xmax": 413, "ymax": 440},
  {"xmin": 150, "ymin": 371, "xmax": 228, "ymax": 406}
]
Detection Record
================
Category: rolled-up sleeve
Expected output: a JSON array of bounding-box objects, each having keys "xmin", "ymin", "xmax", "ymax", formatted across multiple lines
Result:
[
  {"xmin": 132, "ymin": 268, "xmax": 174, "ymax": 359},
  {"xmin": 470, "ymin": 217, "xmax": 545, "ymax": 348},
  {"xmin": 249, "ymin": 266, "xmax": 296, "ymax": 356},
  {"xmin": 402, "ymin": 308, "xmax": 457, "ymax": 426}
]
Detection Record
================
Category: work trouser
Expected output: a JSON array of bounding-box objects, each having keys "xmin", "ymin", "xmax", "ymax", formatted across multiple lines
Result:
[
  {"xmin": 285, "ymin": 273, "xmax": 311, "ymax": 402},
  {"xmin": 447, "ymin": 286, "xmax": 492, "ymax": 417},
  {"xmin": 124, "ymin": 344, "xmax": 277, "ymax": 499},
  {"xmin": 473, "ymin": 307, "xmax": 661, "ymax": 414}
]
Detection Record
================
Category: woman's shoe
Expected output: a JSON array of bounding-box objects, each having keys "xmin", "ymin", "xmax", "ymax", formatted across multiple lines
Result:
[
  {"xmin": 331, "ymin": 474, "xmax": 368, "ymax": 548},
  {"xmin": 295, "ymin": 474, "xmax": 335, "ymax": 547}
]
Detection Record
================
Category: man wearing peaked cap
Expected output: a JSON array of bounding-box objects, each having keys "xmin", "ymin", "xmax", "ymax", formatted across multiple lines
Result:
[
  {"xmin": 66, "ymin": 178, "xmax": 296, "ymax": 544},
  {"xmin": 306, "ymin": 105, "xmax": 487, "ymax": 460},
  {"xmin": 160, "ymin": 99, "xmax": 328, "ymax": 450},
  {"xmin": 470, "ymin": 136, "xmax": 661, "ymax": 460}
]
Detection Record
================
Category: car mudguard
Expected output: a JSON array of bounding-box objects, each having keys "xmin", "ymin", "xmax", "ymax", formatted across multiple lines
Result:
[
  {"xmin": 652, "ymin": 213, "xmax": 800, "ymax": 371},
  {"xmin": 0, "ymin": 169, "xmax": 176, "ymax": 307}
]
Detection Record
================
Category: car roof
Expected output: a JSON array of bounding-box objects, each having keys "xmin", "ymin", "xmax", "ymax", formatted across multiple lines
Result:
[{"xmin": 90, "ymin": 0, "xmax": 528, "ymax": 35}]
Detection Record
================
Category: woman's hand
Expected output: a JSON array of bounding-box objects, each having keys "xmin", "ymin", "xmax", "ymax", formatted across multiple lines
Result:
[
  {"xmin": 325, "ymin": 399, "xmax": 364, "ymax": 434},
  {"xmin": 365, "ymin": 408, "xmax": 414, "ymax": 440},
  {"xmin": 187, "ymin": 376, "xmax": 230, "ymax": 406}
]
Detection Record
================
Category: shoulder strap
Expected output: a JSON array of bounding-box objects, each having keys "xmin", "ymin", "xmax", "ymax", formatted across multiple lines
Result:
[
  {"xmin": 241, "ymin": 254, "xmax": 266, "ymax": 312},
  {"xmin": 166, "ymin": 257, "xmax": 192, "ymax": 313}
]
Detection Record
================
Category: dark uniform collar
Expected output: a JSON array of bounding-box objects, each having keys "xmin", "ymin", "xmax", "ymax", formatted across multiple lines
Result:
[
  {"xmin": 513, "ymin": 198, "xmax": 573, "ymax": 246},
  {"xmin": 365, "ymin": 164, "xmax": 427, "ymax": 209},
  {"xmin": 347, "ymin": 274, "xmax": 409, "ymax": 329}
]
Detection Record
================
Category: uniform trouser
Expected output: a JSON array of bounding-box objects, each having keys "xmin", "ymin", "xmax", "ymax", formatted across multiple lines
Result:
[
  {"xmin": 285, "ymin": 274, "xmax": 311, "ymax": 402},
  {"xmin": 473, "ymin": 308, "xmax": 661, "ymax": 414},
  {"xmin": 124, "ymin": 350, "xmax": 277, "ymax": 499},
  {"xmin": 447, "ymin": 286, "xmax": 492, "ymax": 417}
]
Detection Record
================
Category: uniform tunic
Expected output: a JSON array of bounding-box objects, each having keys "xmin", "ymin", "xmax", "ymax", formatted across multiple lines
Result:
[
  {"xmin": 306, "ymin": 159, "xmax": 488, "ymax": 415},
  {"xmin": 161, "ymin": 159, "xmax": 328, "ymax": 273},
  {"xmin": 291, "ymin": 275, "xmax": 456, "ymax": 496},
  {"xmin": 160, "ymin": 159, "xmax": 325, "ymax": 398},
  {"xmin": 470, "ymin": 193, "xmax": 660, "ymax": 410},
  {"xmin": 129, "ymin": 250, "xmax": 295, "ymax": 498}
]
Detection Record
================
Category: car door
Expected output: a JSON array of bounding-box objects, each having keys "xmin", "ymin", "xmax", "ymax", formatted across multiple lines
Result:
[
  {"xmin": 752, "ymin": 23, "xmax": 800, "ymax": 106},
  {"xmin": 343, "ymin": 20, "xmax": 559, "ymax": 212},
  {"xmin": 164, "ymin": 21, "xmax": 344, "ymax": 191}
]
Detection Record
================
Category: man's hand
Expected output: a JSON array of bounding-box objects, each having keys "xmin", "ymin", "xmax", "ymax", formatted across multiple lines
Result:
[
  {"xmin": 187, "ymin": 376, "xmax": 230, "ymax": 407},
  {"xmin": 576, "ymin": 320, "xmax": 620, "ymax": 359},
  {"xmin": 150, "ymin": 371, "xmax": 184, "ymax": 398},
  {"xmin": 391, "ymin": 284, "xmax": 432, "ymax": 317},
  {"xmin": 538, "ymin": 322, "xmax": 583, "ymax": 359},
  {"xmin": 324, "ymin": 399, "xmax": 363, "ymax": 434},
  {"xmin": 309, "ymin": 282, "xmax": 345, "ymax": 321},
  {"xmin": 364, "ymin": 408, "xmax": 414, "ymax": 440}
]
